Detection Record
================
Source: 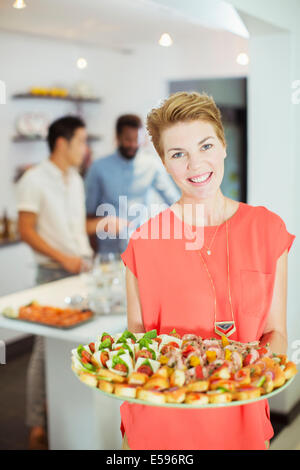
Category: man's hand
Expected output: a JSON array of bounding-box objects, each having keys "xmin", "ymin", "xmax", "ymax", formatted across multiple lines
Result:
[
  {"xmin": 59, "ymin": 255, "xmax": 83, "ymax": 274},
  {"xmin": 97, "ymin": 216, "xmax": 130, "ymax": 236}
]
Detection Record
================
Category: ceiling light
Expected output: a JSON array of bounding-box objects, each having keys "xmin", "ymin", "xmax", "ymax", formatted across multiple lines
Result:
[
  {"xmin": 159, "ymin": 33, "xmax": 173, "ymax": 47},
  {"xmin": 236, "ymin": 52, "xmax": 249, "ymax": 66},
  {"xmin": 77, "ymin": 58, "xmax": 88, "ymax": 70},
  {"xmin": 13, "ymin": 0, "xmax": 26, "ymax": 9}
]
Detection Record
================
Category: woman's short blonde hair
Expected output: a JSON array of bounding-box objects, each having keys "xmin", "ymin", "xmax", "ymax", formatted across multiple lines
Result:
[{"xmin": 146, "ymin": 91, "xmax": 226, "ymax": 160}]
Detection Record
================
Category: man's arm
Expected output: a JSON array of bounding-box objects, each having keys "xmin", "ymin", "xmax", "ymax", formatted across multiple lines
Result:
[
  {"xmin": 18, "ymin": 211, "xmax": 82, "ymax": 273},
  {"xmin": 259, "ymin": 249, "xmax": 288, "ymax": 354}
]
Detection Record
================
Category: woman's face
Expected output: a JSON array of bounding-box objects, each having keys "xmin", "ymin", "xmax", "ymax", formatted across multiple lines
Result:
[{"xmin": 161, "ymin": 120, "xmax": 226, "ymax": 200}]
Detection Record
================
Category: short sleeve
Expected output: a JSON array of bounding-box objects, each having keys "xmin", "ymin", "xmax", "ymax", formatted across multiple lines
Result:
[
  {"xmin": 16, "ymin": 170, "xmax": 41, "ymax": 213},
  {"xmin": 120, "ymin": 237, "xmax": 137, "ymax": 278},
  {"xmin": 276, "ymin": 219, "xmax": 296, "ymax": 259}
]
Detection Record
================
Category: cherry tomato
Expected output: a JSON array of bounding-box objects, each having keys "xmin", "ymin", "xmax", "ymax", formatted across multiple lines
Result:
[
  {"xmin": 136, "ymin": 349, "xmax": 153, "ymax": 360},
  {"xmin": 182, "ymin": 345, "xmax": 196, "ymax": 358},
  {"xmin": 257, "ymin": 347, "xmax": 268, "ymax": 357},
  {"xmin": 89, "ymin": 342, "xmax": 95, "ymax": 353},
  {"xmin": 113, "ymin": 363, "xmax": 128, "ymax": 373},
  {"xmin": 100, "ymin": 351, "xmax": 109, "ymax": 367},
  {"xmin": 137, "ymin": 365, "xmax": 153, "ymax": 376},
  {"xmin": 81, "ymin": 350, "xmax": 92, "ymax": 363}
]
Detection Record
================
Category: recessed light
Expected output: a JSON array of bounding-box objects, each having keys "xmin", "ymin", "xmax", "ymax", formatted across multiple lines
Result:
[
  {"xmin": 236, "ymin": 52, "xmax": 249, "ymax": 66},
  {"xmin": 159, "ymin": 33, "xmax": 173, "ymax": 47},
  {"xmin": 77, "ymin": 58, "xmax": 88, "ymax": 70},
  {"xmin": 13, "ymin": 0, "xmax": 26, "ymax": 8}
]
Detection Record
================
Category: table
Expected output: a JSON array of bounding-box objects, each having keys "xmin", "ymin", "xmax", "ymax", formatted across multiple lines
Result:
[{"xmin": 0, "ymin": 275, "xmax": 127, "ymax": 449}]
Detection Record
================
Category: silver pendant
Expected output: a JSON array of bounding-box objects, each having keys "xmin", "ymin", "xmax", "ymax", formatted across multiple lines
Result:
[{"xmin": 207, "ymin": 250, "xmax": 211, "ymax": 255}]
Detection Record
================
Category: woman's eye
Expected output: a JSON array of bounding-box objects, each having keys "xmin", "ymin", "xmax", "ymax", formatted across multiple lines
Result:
[
  {"xmin": 172, "ymin": 152, "xmax": 185, "ymax": 159},
  {"xmin": 201, "ymin": 143, "xmax": 213, "ymax": 151}
]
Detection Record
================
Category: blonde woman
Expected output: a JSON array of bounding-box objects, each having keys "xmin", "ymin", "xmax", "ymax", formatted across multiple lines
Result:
[{"xmin": 120, "ymin": 92, "xmax": 295, "ymax": 450}]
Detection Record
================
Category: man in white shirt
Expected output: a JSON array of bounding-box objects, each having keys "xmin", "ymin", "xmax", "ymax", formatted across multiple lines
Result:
[{"xmin": 17, "ymin": 115, "xmax": 93, "ymax": 449}]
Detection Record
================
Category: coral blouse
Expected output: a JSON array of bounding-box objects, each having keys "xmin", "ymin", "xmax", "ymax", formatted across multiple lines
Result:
[{"xmin": 120, "ymin": 201, "xmax": 296, "ymax": 450}]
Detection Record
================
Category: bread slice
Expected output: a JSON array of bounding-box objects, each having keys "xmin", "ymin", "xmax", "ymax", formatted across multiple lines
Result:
[
  {"xmin": 79, "ymin": 372, "xmax": 98, "ymax": 387},
  {"xmin": 186, "ymin": 380, "xmax": 209, "ymax": 392},
  {"xmin": 185, "ymin": 392, "xmax": 209, "ymax": 405},
  {"xmin": 127, "ymin": 372, "xmax": 149, "ymax": 385},
  {"xmin": 164, "ymin": 387, "xmax": 186, "ymax": 403},
  {"xmin": 137, "ymin": 388, "xmax": 166, "ymax": 404},
  {"xmin": 98, "ymin": 379, "xmax": 114, "ymax": 393},
  {"xmin": 114, "ymin": 383, "xmax": 137, "ymax": 398},
  {"xmin": 207, "ymin": 391, "xmax": 232, "ymax": 404},
  {"xmin": 233, "ymin": 386, "xmax": 261, "ymax": 401},
  {"xmin": 170, "ymin": 369, "xmax": 186, "ymax": 387},
  {"xmin": 96, "ymin": 368, "xmax": 126, "ymax": 383},
  {"xmin": 143, "ymin": 376, "xmax": 169, "ymax": 390},
  {"xmin": 209, "ymin": 379, "xmax": 235, "ymax": 392},
  {"xmin": 283, "ymin": 362, "xmax": 298, "ymax": 380}
]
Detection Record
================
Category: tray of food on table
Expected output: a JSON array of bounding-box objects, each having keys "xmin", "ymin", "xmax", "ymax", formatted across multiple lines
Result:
[
  {"xmin": 71, "ymin": 328, "xmax": 297, "ymax": 407},
  {"xmin": 2, "ymin": 301, "xmax": 94, "ymax": 329}
]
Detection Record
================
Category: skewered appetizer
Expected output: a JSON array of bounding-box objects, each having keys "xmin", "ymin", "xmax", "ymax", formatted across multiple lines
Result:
[{"xmin": 71, "ymin": 329, "xmax": 297, "ymax": 406}]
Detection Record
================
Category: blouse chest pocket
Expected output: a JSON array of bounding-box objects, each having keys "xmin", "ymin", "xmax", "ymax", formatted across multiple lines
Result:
[{"xmin": 240, "ymin": 269, "xmax": 273, "ymax": 318}]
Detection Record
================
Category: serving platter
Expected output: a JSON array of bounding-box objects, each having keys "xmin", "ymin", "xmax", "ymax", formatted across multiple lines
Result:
[
  {"xmin": 72, "ymin": 369, "xmax": 295, "ymax": 408},
  {"xmin": 71, "ymin": 328, "xmax": 298, "ymax": 408}
]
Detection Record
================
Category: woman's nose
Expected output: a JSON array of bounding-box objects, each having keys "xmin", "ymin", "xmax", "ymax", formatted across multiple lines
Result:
[{"xmin": 187, "ymin": 153, "xmax": 204, "ymax": 171}]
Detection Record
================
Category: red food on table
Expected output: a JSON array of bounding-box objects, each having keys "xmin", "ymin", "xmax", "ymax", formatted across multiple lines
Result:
[{"xmin": 18, "ymin": 302, "xmax": 93, "ymax": 327}]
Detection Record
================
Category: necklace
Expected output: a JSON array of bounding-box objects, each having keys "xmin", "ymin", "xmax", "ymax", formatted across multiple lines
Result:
[
  {"xmin": 198, "ymin": 215, "xmax": 236, "ymax": 338},
  {"xmin": 203, "ymin": 198, "xmax": 226, "ymax": 255}
]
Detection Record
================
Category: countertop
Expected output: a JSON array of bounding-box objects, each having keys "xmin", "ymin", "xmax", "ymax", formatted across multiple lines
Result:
[{"xmin": 0, "ymin": 275, "xmax": 127, "ymax": 344}]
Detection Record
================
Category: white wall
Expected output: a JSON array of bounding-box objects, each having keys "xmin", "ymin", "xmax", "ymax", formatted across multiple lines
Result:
[
  {"xmin": 0, "ymin": 29, "xmax": 248, "ymax": 217},
  {"xmin": 0, "ymin": 27, "xmax": 248, "ymax": 343},
  {"xmin": 229, "ymin": 0, "xmax": 300, "ymax": 414}
]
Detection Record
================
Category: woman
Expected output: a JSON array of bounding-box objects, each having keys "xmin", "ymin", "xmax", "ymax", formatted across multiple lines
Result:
[{"xmin": 120, "ymin": 91, "xmax": 296, "ymax": 450}]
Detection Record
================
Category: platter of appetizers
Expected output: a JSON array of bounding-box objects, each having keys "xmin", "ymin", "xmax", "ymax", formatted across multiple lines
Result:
[{"xmin": 71, "ymin": 329, "xmax": 297, "ymax": 407}]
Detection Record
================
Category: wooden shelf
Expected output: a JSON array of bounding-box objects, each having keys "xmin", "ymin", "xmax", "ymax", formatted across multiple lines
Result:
[
  {"xmin": 12, "ymin": 134, "xmax": 101, "ymax": 143},
  {"xmin": 12, "ymin": 93, "xmax": 101, "ymax": 103}
]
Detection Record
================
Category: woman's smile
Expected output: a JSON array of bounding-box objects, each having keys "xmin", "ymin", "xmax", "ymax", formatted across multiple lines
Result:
[{"xmin": 187, "ymin": 171, "xmax": 213, "ymax": 186}]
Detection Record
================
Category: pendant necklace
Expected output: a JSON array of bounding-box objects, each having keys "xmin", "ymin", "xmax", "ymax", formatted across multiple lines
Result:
[
  {"xmin": 198, "ymin": 201, "xmax": 236, "ymax": 338},
  {"xmin": 203, "ymin": 198, "xmax": 226, "ymax": 255}
]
